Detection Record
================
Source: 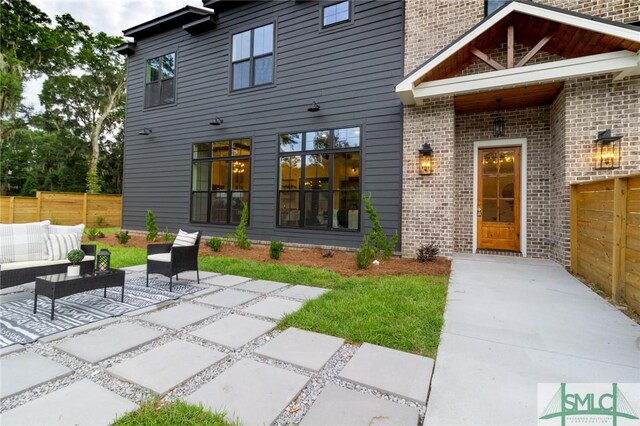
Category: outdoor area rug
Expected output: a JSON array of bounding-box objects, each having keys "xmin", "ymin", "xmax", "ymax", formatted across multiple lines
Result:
[{"xmin": 0, "ymin": 275, "xmax": 201, "ymax": 348}]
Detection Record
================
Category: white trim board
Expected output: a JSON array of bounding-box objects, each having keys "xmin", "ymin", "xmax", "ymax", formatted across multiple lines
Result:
[{"xmin": 472, "ymin": 139, "xmax": 528, "ymax": 257}]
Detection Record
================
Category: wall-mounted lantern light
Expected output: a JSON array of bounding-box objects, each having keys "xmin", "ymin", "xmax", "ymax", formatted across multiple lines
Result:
[
  {"xmin": 493, "ymin": 98, "xmax": 505, "ymax": 137},
  {"xmin": 594, "ymin": 129, "xmax": 621, "ymax": 170},
  {"xmin": 419, "ymin": 143, "xmax": 433, "ymax": 175},
  {"xmin": 138, "ymin": 128, "xmax": 152, "ymax": 136},
  {"xmin": 209, "ymin": 116, "xmax": 224, "ymax": 126}
]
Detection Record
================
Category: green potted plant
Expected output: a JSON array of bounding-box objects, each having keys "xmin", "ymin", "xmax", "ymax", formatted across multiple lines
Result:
[{"xmin": 66, "ymin": 249, "xmax": 85, "ymax": 276}]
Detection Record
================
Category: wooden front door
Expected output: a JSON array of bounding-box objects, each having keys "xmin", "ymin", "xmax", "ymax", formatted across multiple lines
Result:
[{"xmin": 477, "ymin": 146, "xmax": 521, "ymax": 251}]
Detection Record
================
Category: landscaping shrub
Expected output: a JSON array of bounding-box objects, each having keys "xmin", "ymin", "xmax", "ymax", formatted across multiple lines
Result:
[
  {"xmin": 162, "ymin": 227, "xmax": 175, "ymax": 242},
  {"xmin": 321, "ymin": 249, "xmax": 334, "ymax": 258},
  {"xmin": 146, "ymin": 209, "xmax": 159, "ymax": 242},
  {"xmin": 95, "ymin": 216, "xmax": 105, "ymax": 227},
  {"xmin": 269, "ymin": 240, "xmax": 284, "ymax": 260},
  {"xmin": 362, "ymin": 194, "xmax": 398, "ymax": 259},
  {"xmin": 115, "ymin": 230, "xmax": 130, "ymax": 244},
  {"xmin": 355, "ymin": 237, "xmax": 377, "ymax": 269},
  {"xmin": 235, "ymin": 202, "xmax": 251, "ymax": 249},
  {"xmin": 416, "ymin": 241, "xmax": 440, "ymax": 263},
  {"xmin": 207, "ymin": 237, "xmax": 222, "ymax": 252},
  {"xmin": 85, "ymin": 227, "xmax": 100, "ymax": 241}
]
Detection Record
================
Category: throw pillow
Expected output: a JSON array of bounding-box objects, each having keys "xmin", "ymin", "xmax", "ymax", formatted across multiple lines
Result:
[
  {"xmin": 172, "ymin": 230, "xmax": 198, "ymax": 247},
  {"xmin": 45, "ymin": 234, "xmax": 81, "ymax": 261},
  {"xmin": 46, "ymin": 224, "xmax": 85, "ymax": 258},
  {"xmin": 0, "ymin": 220, "xmax": 50, "ymax": 263}
]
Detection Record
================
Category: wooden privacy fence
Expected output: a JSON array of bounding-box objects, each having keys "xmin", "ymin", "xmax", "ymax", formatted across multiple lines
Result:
[
  {"xmin": 0, "ymin": 191, "xmax": 122, "ymax": 226},
  {"xmin": 570, "ymin": 175, "xmax": 640, "ymax": 315}
]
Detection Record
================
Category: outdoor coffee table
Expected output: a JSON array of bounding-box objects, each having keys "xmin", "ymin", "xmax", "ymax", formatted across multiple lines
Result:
[{"xmin": 34, "ymin": 269, "xmax": 126, "ymax": 320}]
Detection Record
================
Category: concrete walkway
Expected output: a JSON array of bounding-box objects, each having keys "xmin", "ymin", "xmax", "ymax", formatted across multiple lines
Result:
[{"xmin": 425, "ymin": 254, "xmax": 640, "ymax": 425}]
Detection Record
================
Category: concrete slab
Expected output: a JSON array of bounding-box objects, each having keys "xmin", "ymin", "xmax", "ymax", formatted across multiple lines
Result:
[
  {"xmin": 277, "ymin": 285, "xmax": 329, "ymax": 301},
  {"xmin": 185, "ymin": 358, "xmax": 308, "ymax": 425},
  {"xmin": 0, "ymin": 344, "xmax": 25, "ymax": 357},
  {"xmin": 190, "ymin": 314, "xmax": 275, "ymax": 349},
  {"xmin": 107, "ymin": 340, "xmax": 226, "ymax": 395},
  {"xmin": 181, "ymin": 286, "xmax": 223, "ymax": 301},
  {"xmin": 54, "ymin": 323, "xmax": 163, "ymax": 363},
  {"xmin": 241, "ymin": 297, "xmax": 302, "ymax": 320},
  {"xmin": 176, "ymin": 270, "xmax": 220, "ymax": 281},
  {"xmin": 201, "ymin": 274, "xmax": 251, "ymax": 287},
  {"xmin": 139, "ymin": 303, "xmax": 218, "ymax": 329},
  {"xmin": 123, "ymin": 300, "xmax": 175, "ymax": 317},
  {"xmin": 338, "ymin": 343, "xmax": 433, "ymax": 403},
  {"xmin": 39, "ymin": 317, "xmax": 119, "ymax": 343},
  {"xmin": 195, "ymin": 289, "xmax": 261, "ymax": 308},
  {"xmin": 0, "ymin": 379, "xmax": 137, "ymax": 425},
  {"xmin": 255, "ymin": 327, "xmax": 344, "ymax": 371},
  {"xmin": 300, "ymin": 384, "xmax": 420, "ymax": 426},
  {"xmin": 0, "ymin": 352, "xmax": 73, "ymax": 399},
  {"xmin": 234, "ymin": 279, "xmax": 289, "ymax": 294}
]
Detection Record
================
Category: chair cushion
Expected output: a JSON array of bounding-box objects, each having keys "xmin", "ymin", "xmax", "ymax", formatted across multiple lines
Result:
[
  {"xmin": 172, "ymin": 230, "xmax": 198, "ymax": 247},
  {"xmin": 148, "ymin": 253, "xmax": 172, "ymax": 263},
  {"xmin": 0, "ymin": 220, "xmax": 50, "ymax": 263},
  {"xmin": 45, "ymin": 234, "xmax": 81, "ymax": 261}
]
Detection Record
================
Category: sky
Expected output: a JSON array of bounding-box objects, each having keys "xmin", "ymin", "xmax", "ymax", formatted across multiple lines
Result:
[{"xmin": 23, "ymin": 0, "xmax": 201, "ymax": 110}]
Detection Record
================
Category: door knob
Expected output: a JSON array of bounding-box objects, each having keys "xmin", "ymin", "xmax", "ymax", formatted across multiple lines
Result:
[{"xmin": 477, "ymin": 209, "xmax": 482, "ymax": 217}]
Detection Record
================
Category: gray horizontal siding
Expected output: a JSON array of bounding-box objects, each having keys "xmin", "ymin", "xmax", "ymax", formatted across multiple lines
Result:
[{"xmin": 122, "ymin": 0, "xmax": 404, "ymax": 249}]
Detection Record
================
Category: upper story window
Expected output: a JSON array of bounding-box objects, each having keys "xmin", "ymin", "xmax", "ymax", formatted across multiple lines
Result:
[
  {"xmin": 322, "ymin": 1, "xmax": 350, "ymax": 27},
  {"xmin": 485, "ymin": 0, "xmax": 509, "ymax": 16},
  {"xmin": 145, "ymin": 53, "xmax": 175, "ymax": 108},
  {"xmin": 232, "ymin": 23, "xmax": 274, "ymax": 90}
]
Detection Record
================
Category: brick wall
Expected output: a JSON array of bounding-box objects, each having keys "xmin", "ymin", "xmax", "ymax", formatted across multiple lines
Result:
[{"xmin": 549, "ymin": 88, "xmax": 568, "ymax": 265}]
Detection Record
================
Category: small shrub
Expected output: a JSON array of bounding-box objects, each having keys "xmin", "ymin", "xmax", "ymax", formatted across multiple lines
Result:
[
  {"xmin": 321, "ymin": 250, "xmax": 334, "ymax": 258},
  {"xmin": 97, "ymin": 231, "xmax": 105, "ymax": 238},
  {"xmin": 67, "ymin": 249, "xmax": 85, "ymax": 265},
  {"xmin": 115, "ymin": 230, "xmax": 130, "ymax": 244},
  {"xmin": 85, "ymin": 227, "xmax": 100, "ymax": 241},
  {"xmin": 95, "ymin": 216, "xmax": 105, "ymax": 227},
  {"xmin": 146, "ymin": 209, "xmax": 158, "ymax": 242},
  {"xmin": 416, "ymin": 241, "xmax": 440, "ymax": 263},
  {"xmin": 235, "ymin": 202, "xmax": 251, "ymax": 249},
  {"xmin": 207, "ymin": 237, "xmax": 222, "ymax": 252},
  {"xmin": 355, "ymin": 237, "xmax": 377, "ymax": 270},
  {"xmin": 49, "ymin": 216, "xmax": 61, "ymax": 225},
  {"xmin": 269, "ymin": 240, "xmax": 284, "ymax": 260},
  {"xmin": 363, "ymin": 194, "xmax": 398, "ymax": 259},
  {"xmin": 162, "ymin": 227, "xmax": 176, "ymax": 242}
]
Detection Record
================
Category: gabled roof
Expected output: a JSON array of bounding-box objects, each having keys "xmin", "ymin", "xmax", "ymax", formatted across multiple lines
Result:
[
  {"xmin": 396, "ymin": 0, "xmax": 640, "ymax": 105},
  {"xmin": 123, "ymin": 5, "xmax": 215, "ymax": 40}
]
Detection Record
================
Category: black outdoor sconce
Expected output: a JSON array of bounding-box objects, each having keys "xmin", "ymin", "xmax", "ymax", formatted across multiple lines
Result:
[
  {"xmin": 493, "ymin": 98, "xmax": 505, "ymax": 137},
  {"xmin": 307, "ymin": 101, "xmax": 320, "ymax": 112},
  {"xmin": 96, "ymin": 248, "xmax": 111, "ymax": 273},
  {"xmin": 594, "ymin": 129, "xmax": 622, "ymax": 170},
  {"xmin": 209, "ymin": 116, "xmax": 224, "ymax": 126},
  {"xmin": 138, "ymin": 128, "xmax": 152, "ymax": 136},
  {"xmin": 419, "ymin": 143, "xmax": 433, "ymax": 175}
]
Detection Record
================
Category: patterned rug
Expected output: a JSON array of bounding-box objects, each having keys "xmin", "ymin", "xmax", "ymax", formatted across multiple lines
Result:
[{"xmin": 0, "ymin": 275, "xmax": 201, "ymax": 348}]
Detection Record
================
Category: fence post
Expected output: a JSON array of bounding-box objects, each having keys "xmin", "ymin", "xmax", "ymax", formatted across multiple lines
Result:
[
  {"xmin": 611, "ymin": 178, "xmax": 627, "ymax": 303},
  {"xmin": 570, "ymin": 184, "xmax": 579, "ymax": 273},
  {"xmin": 36, "ymin": 191, "xmax": 42, "ymax": 221},
  {"xmin": 9, "ymin": 196, "xmax": 15, "ymax": 223},
  {"xmin": 83, "ymin": 193, "xmax": 89, "ymax": 225}
]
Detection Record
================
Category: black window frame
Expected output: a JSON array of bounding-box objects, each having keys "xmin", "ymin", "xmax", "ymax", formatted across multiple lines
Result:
[
  {"xmin": 321, "ymin": 0, "xmax": 352, "ymax": 28},
  {"xmin": 485, "ymin": 0, "xmax": 510, "ymax": 16},
  {"xmin": 230, "ymin": 23, "xmax": 275, "ymax": 91},
  {"xmin": 144, "ymin": 52, "xmax": 176, "ymax": 109},
  {"xmin": 190, "ymin": 139, "xmax": 252, "ymax": 226},
  {"xmin": 277, "ymin": 127, "xmax": 361, "ymax": 232}
]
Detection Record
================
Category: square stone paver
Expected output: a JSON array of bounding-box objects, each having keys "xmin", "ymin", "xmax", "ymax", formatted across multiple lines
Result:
[
  {"xmin": 201, "ymin": 274, "xmax": 251, "ymax": 287},
  {"xmin": 255, "ymin": 327, "xmax": 344, "ymax": 371},
  {"xmin": 234, "ymin": 280, "xmax": 289, "ymax": 294},
  {"xmin": 300, "ymin": 384, "xmax": 419, "ymax": 426},
  {"xmin": 196, "ymin": 289, "xmax": 261, "ymax": 308},
  {"xmin": 55, "ymin": 323, "xmax": 163, "ymax": 363},
  {"xmin": 278, "ymin": 285, "xmax": 329, "ymax": 301},
  {"xmin": 140, "ymin": 303, "xmax": 218, "ymax": 329},
  {"xmin": 241, "ymin": 297, "xmax": 302, "ymax": 320},
  {"xmin": 186, "ymin": 358, "xmax": 308, "ymax": 425},
  {"xmin": 0, "ymin": 379, "xmax": 137, "ymax": 425},
  {"xmin": 338, "ymin": 343, "xmax": 434, "ymax": 403},
  {"xmin": 1, "ymin": 352, "xmax": 73, "ymax": 399},
  {"xmin": 191, "ymin": 314, "xmax": 275, "ymax": 349},
  {"xmin": 176, "ymin": 270, "xmax": 219, "ymax": 281},
  {"xmin": 107, "ymin": 340, "xmax": 226, "ymax": 395}
]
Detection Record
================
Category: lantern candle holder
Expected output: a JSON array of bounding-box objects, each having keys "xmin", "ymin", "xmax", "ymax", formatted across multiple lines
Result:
[{"xmin": 96, "ymin": 249, "xmax": 111, "ymax": 274}]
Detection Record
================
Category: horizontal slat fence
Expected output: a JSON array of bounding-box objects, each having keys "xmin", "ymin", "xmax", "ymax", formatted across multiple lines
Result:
[
  {"xmin": 570, "ymin": 175, "xmax": 640, "ymax": 315},
  {"xmin": 0, "ymin": 191, "xmax": 121, "ymax": 227}
]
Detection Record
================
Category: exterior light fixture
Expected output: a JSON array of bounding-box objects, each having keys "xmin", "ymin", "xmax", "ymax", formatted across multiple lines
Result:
[
  {"xmin": 307, "ymin": 101, "xmax": 320, "ymax": 112},
  {"xmin": 138, "ymin": 128, "xmax": 152, "ymax": 135},
  {"xmin": 96, "ymin": 248, "xmax": 111, "ymax": 273},
  {"xmin": 209, "ymin": 116, "xmax": 224, "ymax": 126},
  {"xmin": 493, "ymin": 98, "xmax": 505, "ymax": 138},
  {"xmin": 594, "ymin": 129, "xmax": 621, "ymax": 170},
  {"xmin": 419, "ymin": 143, "xmax": 433, "ymax": 175}
]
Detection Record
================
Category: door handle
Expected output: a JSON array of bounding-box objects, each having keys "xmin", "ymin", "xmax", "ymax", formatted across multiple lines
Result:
[{"xmin": 477, "ymin": 208, "xmax": 482, "ymax": 217}]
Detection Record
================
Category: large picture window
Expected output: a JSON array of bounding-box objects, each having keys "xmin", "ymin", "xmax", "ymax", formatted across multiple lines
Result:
[
  {"xmin": 278, "ymin": 128, "xmax": 360, "ymax": 231},
  {"xmin": 232, "ymin": 23, "xmax": 274, "ymax": 90},
  {"xmin": 145, "ymin": 53, "xmax": 175, "ymax": 108},
  {"xmin": 191, "ymin": 139, "xmax": 251, "ymax": 224}
]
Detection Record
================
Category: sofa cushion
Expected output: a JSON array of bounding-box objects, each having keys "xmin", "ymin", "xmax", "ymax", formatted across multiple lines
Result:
[
  {"xmin": 44, "ymin": 234, "xmax": 81, "ymax": 261},
  {"xmin": 0, "ymin": 256, "xmax": 94, "ymax": 271},
  {"xmin": 0, "ymin": 221, "xmax": 50, "ymax": 263},
  {"xmin": 148, "ymin": 253, "xmax": 171, "ymax": 263},
  {"xmin": 46, "ymin": 224, "xmax": 85, "ymax": 257},
  {"xmin": 172, "ymin": 230, "xmax": 198, "ymax": 247}
]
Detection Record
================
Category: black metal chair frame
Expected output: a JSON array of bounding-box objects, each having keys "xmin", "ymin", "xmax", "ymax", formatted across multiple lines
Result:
[{"xmin": 146, "ymin": 231, "xmax": 201, "ymax": 292}]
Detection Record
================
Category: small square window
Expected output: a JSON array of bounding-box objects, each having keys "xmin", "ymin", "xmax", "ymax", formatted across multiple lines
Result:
[{"xmin": 323, "ymin": 1, "xmax": 350, "ymax": 27}]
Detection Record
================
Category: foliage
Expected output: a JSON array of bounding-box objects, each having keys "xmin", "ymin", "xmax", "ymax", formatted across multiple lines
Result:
[
  {"xmin": 112, "ymin": 400, "xmax": 234, "ymax": 426},
  {"xmin": 321, "ymin": 249, "xmax": 334, "ymax": 258},
  {"xmin": 355, "ymin": 236, "xmax": 377, "ymax": 270},
  {"xmin": 85, "ymin": 227, "xmax": 100, "ymax": 241},
  {"xmin": 66, "ymin": 248, "xmax": 85, "ymax": 265},
  {"xmin": 94, "ymin": 216, "xmax": 105, "ymax": 227},
  {"xmin": 207, "ymin": 237, "xmax": 222, "ymax": 252},
  {"xmin": 269, "ymin": 240, "xmax": 284, "ymax": 260},
  {"xmin": 146, "ymin": 209, "xmax": 158, "ymax": 242},
  {"xmin": 115, "ymin": 230, "xmax": 130, "ymax": 245},
  {"xmin": 234, "ymin": 202, "xmax": 251, "ymax": 249},
  {"xmin": 416, "ymin": 241, "xmax": 440, "ymax": 263},
  {"xmin": 362, "ymin": 194, "xmax": 398, "ymax": 259},
  {"xmin": 162, "ymin": 228, "xmax": 176, "ymax": 243}
]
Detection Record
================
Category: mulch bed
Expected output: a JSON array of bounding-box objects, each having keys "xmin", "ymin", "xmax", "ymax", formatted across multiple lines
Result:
[{"xmin": 92, "ymin": 232, "xmax": 451, "ymax": 277}]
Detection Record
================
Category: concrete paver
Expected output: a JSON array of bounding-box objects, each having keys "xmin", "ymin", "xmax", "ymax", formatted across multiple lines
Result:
[
  {"xmin": 0, "ymin": 379, "xmax": 137, "ymax": 425},
  {"xmin": 255, "ymin": 327, "xmax": 344, "ymax": 371},
  {"xmin": 241, "ymin": 297, "xmax": 302, "ymax": 320},
  {"xmin": 277, "ymin": 285, "xmax": 329, "ymax": 301},
  {"xmin": 190, "ymin": 314, "xmax": 275, "ymax": 349},
  {"xmin": 107, "ymin": 339, "xmax": 226, "ymax": 395},
  {"xmin": 338, "ymin": 343, "xmax": 433, "ymax": 403},
  {"xmin": 195, "ymin": 289, "xmax": 261, "ymax": 308},
  {"xmin": 139, "ymin": 303, "xmax": 218, "ymax": 329},
  {"xmin": 201, "ymin": 274, "xmax": 251, "ymax": 287},
  {"xmin": 176, "ymin": 270, "xmax": 219, "ymax": 281},
  {"xmin": 0, "ymin": 352, "xmax": 73, "ymax": 399},
  {"xmin": 300, "ymin": 384, "xmax": 420, "ymax": 426},
  {"xmin": 54, "ymin": 323, "xmax": 163, "ymax": 363},
  {"xmin": 186, "ymin": 358, "xmax": 309, "ymax": 426},
  {"xmin": 234, "ymin": 279, "xmax": 289, "ymax": 294}
]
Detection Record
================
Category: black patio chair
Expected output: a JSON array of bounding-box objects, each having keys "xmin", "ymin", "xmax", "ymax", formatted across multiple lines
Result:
[{"xmin": 146, "ymin": 230, "xmax": 202, "ymax": 292}]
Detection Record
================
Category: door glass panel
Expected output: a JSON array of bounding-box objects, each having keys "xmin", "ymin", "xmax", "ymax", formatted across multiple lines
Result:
[
  {"xmin": 499, "ymin": 199, "xmax": 514, "ymax": 223},
  {"xmin": 499, "ymin": 151, "xmax": 515, "ymax": 174},
  {"xmin": 482, "ymin": 176, "xmax": 497, "ymax": 198},
  {"xmin": 279, "ymin": 192, "xmax": 300, "ymax": 226},
  {"xmin": 304, "ymin": 191, "xmax": 329, "ymax": 227},
  {"xmin": 482, "ymin": 199, "xmax": 498, "ymax": 222},
  {"xmin": 482, "ymin": 152, "xmax": 498, "ymax": 175},
  {"xmin": 499, "ymin": 176, "xmax": 515, "ymax": 198}
]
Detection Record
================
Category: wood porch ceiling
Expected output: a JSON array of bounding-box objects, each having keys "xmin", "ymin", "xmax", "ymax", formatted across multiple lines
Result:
[{"xmin": 454, "ymin": 82, "xmax": 564, "ymax": 114}]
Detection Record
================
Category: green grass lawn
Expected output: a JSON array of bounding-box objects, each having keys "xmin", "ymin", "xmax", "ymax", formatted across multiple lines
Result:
[{"xmin": 112, "ymin": 400, "xmax": 235, "ymax": 426}]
